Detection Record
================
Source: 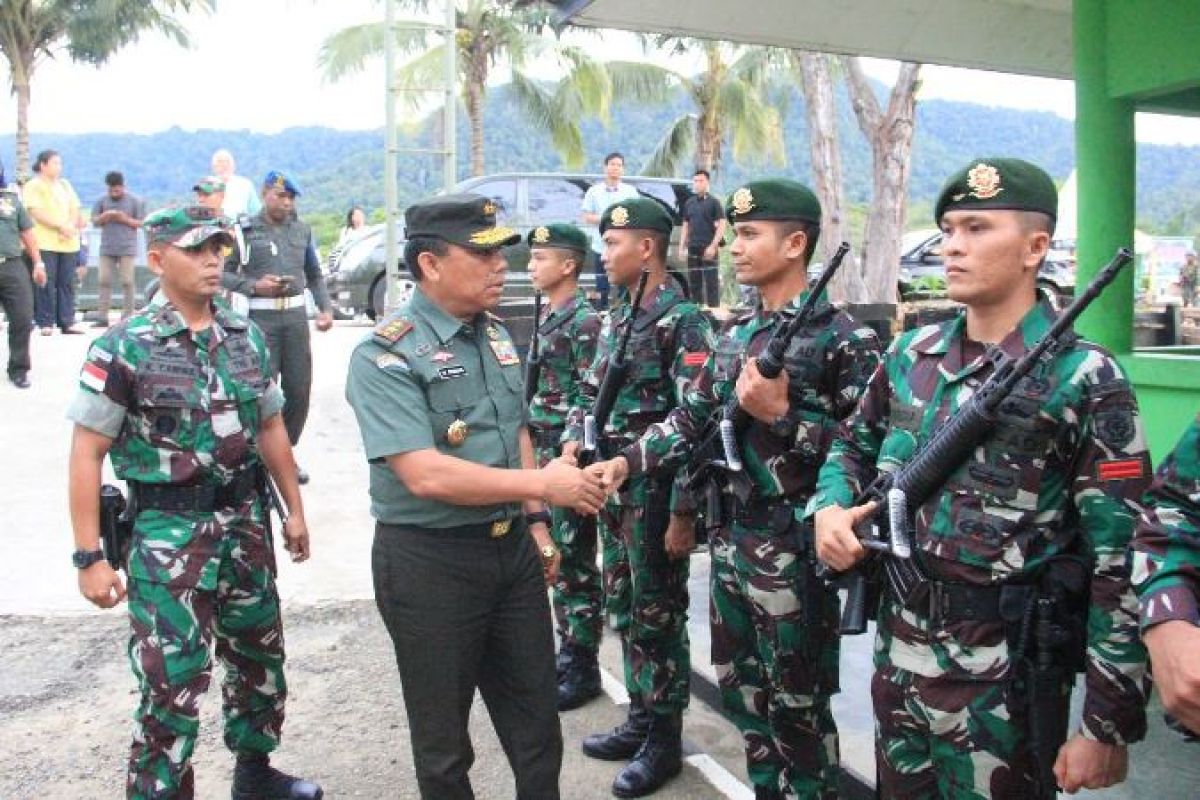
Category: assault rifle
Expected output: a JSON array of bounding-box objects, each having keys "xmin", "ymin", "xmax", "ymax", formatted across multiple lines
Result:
[
  {"xmin": 524, "ymin": 291, "xmax": 544, "ymax": 406},
  {"xmin": 836, "ymin": 248, "xmax": 1134, "ymax": 635},
  {"xmin": 684, "ymin": 243, "xmax": 849, "ymax": 504},
  {"xmin": 581, "ymin": 267, "xmax": 650, "ymax": 467}
]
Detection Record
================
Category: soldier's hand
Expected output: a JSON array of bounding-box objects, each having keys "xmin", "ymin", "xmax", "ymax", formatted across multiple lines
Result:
[
  {"xmin": 314, "ymin": 311, "xmax": 334, "ymax": 332},
  {"xmin": 78, "ymin": 561, "xmax": 126, "ymax": 609},
  {"xmin": 588, "ymin": 456, "xmax": 629, "ymax": 495},
  {"xmin": 814, "ymin": 501, "xmax": 875, "ymax": 572},
  {"xmin": 664, "ymin": 513, "xmax": 697, "ymax": 560},
  {"xmin": 282, "ymin": 515, "xmax": 311, "ymax": 562},
  {"xmin": 254, "ymin": 275, "xmax": 286, "ymax": 297},
  {"xmin": 1053, "ymin": 735, "xmax": 1128, "ymax": 793},
  {"xmin": 1144, "ymin": 620, "xmax": 1200, "ymax": 734},
  {"xmin": 560, "ymin": 440, "xmax": 581, "ymax": 466},
  {"xmin": 540, "ymin": 459, "xmax": 605, "ymax": 514},
  {"xmin": 530, "ymin": 522, "xmax": 560, "ymax": 586},
  {"xmin": 735, "ymin": 358, "xmax": 790, "ymax": 424}
]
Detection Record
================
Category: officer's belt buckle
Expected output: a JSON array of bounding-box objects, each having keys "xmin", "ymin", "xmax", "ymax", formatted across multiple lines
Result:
[
  {"xmin": 274, "ymin": 296, "xmax": 287, "ymax": 311},
  {"xmin": 490, "ymin": 519, "xmax": 512, "ymax": 538}
]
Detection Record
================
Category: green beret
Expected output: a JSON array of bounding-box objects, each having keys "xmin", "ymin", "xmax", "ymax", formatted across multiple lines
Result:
[
  {"xmin": 599, "ymin": 197, "xmax": 672, "ymax": 235},
  {"xmin": 725, "ymin": 179, "xmax": 822, "ymax": 225},
  {"xmin": 526, "ymin": 223, "xmax": 589, "ymax": 253},
  {"xmin": 935, "ymin": 157, "xmax": 1057, "ymax": 229},
  {"xmin": 405, "ymin": 192, "xmax": 521, "ymax": 248}
]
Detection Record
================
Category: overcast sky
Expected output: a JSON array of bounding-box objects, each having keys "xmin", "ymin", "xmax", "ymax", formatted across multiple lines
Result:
[{"xmin": 2, "ymin": 0, "xmax": 1198, "ymax": 146}]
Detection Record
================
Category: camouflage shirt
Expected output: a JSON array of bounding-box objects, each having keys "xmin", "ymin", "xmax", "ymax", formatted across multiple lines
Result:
[
  {"xmin": 565, "ymin": 276, "xmax": 714, "ymax": 504},
  {"xmin": 1132, "ymin": 412, "xmax": 1200, "ymax": 629},
  {"xmin": 623, "ymin": 290, "xmax": 881, "ymax": 507},
  {"xmin": 528, "ymin": 288, "xmax": 601, "ymax": 432},
  {"xmin": 66, "ymin": 296, "xmax": 284, "ymax": 485},
  {"xmin": 810, "ymin": 299, "xmax": 1150, "ymax": 744}
]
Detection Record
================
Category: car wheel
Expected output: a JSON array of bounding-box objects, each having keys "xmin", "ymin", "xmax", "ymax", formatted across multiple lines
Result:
[{"xmin": 370, "ymin": 273, "xmax": 416, "ymax": 320}]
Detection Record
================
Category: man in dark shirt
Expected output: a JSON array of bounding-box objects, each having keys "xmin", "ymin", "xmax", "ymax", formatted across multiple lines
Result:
[{"xmin": 678, "ymin": 169, "xmax": 725, "ymax": 307}]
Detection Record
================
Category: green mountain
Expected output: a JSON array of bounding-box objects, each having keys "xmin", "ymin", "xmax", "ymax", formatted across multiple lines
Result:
[{"xmin": 5, "ymin": 82, "xmax": 1197, "ymax": 238}]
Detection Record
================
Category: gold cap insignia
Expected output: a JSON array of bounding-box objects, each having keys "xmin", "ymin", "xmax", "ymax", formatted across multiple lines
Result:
[
  {"xmin": 273, "ymin": 175, "xmax": 286, "ymax": 189},
  {"xmin": 610, "ymin": 206, "xmax": 630, "ymax": 227},
  {"xmin": 482, "ymin": 200, "xmax": 497, "ymax": 216},
  {"xmin": 730, "ymin": 187, "xmax": 755, "ymax": 216},
  {"xmin": 532, "ymin": 226, "xmax": 551, "ymax": 244},
  {"xmin": 966, "ymin": 163, "xmax": 1003, "ymax": 200},
  {"xmin": 446, "ymin": 419, "xmax": 470, "ymax": 447}
]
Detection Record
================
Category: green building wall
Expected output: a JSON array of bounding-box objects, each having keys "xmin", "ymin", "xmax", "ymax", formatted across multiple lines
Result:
[{"xmin": 1075, "ymin": 0, "xmax": 1200, "ymax": 461}]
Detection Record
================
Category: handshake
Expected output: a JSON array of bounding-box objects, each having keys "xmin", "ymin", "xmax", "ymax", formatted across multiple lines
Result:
[{"xmin": 537, "ymin": 442, "xmax": 633, "ymax": 515}]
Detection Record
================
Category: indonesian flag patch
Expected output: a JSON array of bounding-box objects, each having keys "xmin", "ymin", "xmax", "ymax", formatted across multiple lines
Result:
[
  {"xmin": 81, "ymin": 362, "xmax": 108, "ymax": 393},
  {"xmin": 1097, "ymin": 458, "xmax": 1145, "ymax": 481}
]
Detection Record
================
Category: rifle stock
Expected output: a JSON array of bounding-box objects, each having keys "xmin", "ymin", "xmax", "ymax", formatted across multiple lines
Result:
[{"xmin": 836, "ymin": 248, "xmax": 1134, "ymax": 635}]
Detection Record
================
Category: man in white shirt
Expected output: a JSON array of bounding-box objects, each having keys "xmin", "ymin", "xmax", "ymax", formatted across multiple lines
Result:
[
  {"xmin": 211, "ymin": 149, "xmax": 262, "ymax": 219},
  {"xmin": 579, "ymin": 152, "xmax": 639, "ymax": 309}
]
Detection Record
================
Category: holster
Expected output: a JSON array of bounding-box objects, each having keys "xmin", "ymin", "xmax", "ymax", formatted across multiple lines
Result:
[
  {"xmin": 643, "ymin": 474, "xmax": 673, "ymax": 568},
  {"xmin": 99, "ymin": 483, "xmax": 135, "ymax": 571}
]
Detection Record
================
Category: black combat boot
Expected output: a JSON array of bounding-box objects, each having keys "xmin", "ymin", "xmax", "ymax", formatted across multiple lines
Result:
[
  {"xmin": 581, "ymin": 698, "xmax": 652, "ymax": 761},
  {"xmin": 611, "ymin": 711, "xmax": 682, "ymax": 798},
  {"xmin": 231, "ymin": 753, "xmax": 323, "ymax": 800},
  {"xmin": 557, "ymin": 643, "xmax": 602, "ymax": 711}
]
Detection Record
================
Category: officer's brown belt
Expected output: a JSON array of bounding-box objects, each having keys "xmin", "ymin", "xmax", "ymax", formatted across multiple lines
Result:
[
  {"xmin": 379, "ymin": 517, "xmax": 522, "ymax": 540},
  {"xmin": 131, "ymin": 468, "xmax": 259, "ymax": 513}
]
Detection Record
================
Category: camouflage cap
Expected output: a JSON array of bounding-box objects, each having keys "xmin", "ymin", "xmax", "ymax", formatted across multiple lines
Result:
[
  {"xmin": 935, "ymin": 157, "xmax": 1057, "ymax": 228},
  {"xmin": 405, "ymin": 192, "xmax": 521, "ymax": 249},
  {"xmin": 725, "ymin": 178, "xmax": 822, "ymax": 225},
  {"xmin": 262, "ymin": 169, "xmax": 301, "ymax": 196},
  {"xmin": 143, "ymin": 206, "xmax": 235, "ymax": 248},
  {"xmin": 192, "ymin": 176, "xmax": 226, "ymax": 195},
  {"xmin": 599, "ymin": 196, "xmax": 672, "ymax": 235},
  {"xmin": 526, "ymin": 223, "xmax": 589, "ymax": 253}
]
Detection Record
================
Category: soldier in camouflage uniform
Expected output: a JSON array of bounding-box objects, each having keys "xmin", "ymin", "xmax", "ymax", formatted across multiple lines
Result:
[
  {"xmin": 525, "ymin": 223, "xmax": 606, "ymax": 710},
  {"xmin": 67, "ymin": 206, "xmax": 321, "ymax": 800},
  {"xmin": 593, "ymin": 179, "xmax": 881, "ymax": 799},
  {"xmin": 1133, "ymin": 413, "xmax": 1200, "ymax": 737},
  {"xmin": 564, "ymin": 197, "xmax": 715, "ymax": 798},
  {"xmin": 811, "ymin": 158, "xmax": 1150, "ymax": 798}
]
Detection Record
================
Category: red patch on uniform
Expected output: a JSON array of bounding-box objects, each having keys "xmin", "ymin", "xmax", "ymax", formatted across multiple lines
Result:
[
  {"xmin": 81, "ymin": 362, "xmax": 108, "ymax": 392},
  {"xmin": 1097, "ymin": 459, "xmax": 1144, "ymax": 481},
  {"xmin": 682, "ymin": 351, "xmax": 708, "ymax": 366}
]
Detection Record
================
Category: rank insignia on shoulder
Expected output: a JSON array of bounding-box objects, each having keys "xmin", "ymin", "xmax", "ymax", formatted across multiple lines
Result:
[
  {"xmin": 1096, "ymin": 458, "xmax": 1145, "ymax": 481},
  {"xmin": 375, "ymin": 317, "xmax": 413, "ymax": 342}
]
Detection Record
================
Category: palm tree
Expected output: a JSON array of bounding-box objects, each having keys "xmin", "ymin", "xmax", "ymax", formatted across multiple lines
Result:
[
  {"xmin": 320, "ymin": 0, "xmax": 613, "ymax": 176},
  {"xmin": 608, "ymin": 37, "xmax": 783, "ymax": 178},
  {"xmin": 0, "ymin": 0, "xmax": 213, "ymax": 178}
]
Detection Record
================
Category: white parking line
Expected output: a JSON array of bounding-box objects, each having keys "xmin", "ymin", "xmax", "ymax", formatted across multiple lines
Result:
[{"xmin": 598, "ymin": 665, "xmax": 752, "ymax": 799}]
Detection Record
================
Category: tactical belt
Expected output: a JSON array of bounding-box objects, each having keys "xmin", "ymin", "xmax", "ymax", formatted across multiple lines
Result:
[
  {"xmin": 529, "ymin": 426, "xmax": 564, "ymax": 450},
  {"xmin": 924, "ymin": 580, "xmax": 1017, "ymax": 626},
  {"xmin": 131, "ymin": 468, "xmax": 260, "ymax": 513},
  {"xmin": 248, "ymin": 295, "xmax": 306, "ymax": 311},
  {"xmin": 720, "ymin": 494, "xmax": 796, "ymax": 532},
  {"xmin": 382, "ymin": 517, "xmax": 521, "ymax": 540}
]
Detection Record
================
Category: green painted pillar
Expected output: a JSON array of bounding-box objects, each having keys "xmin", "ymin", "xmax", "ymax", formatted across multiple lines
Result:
[{"xmin": 1074, "ymin": 0, "xmax": 1136, "ymax": 352}]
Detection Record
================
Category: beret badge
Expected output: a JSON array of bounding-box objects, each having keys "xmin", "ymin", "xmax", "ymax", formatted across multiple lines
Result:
[
  {"xmin": 610, "ymin": 206, "xmax": 630, "ymax": 227},
  {"xmin": 532, "ymin": 226, "xmax": 551, "ymax": 244},
  {"xmin": 730, "ymin": 187, "xmax": 755, "ymax": 216},
  {"xmin": 967, "ymin": 163, "xmax": 1003, "ymax": 200}
]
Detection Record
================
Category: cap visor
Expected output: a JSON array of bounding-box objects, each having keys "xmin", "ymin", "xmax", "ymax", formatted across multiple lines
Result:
[{"xmin": 171, "ymin": 227, "xmax": 235, "ymax": 248}]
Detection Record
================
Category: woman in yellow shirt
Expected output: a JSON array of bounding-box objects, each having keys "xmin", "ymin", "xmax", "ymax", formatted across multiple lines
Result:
[{"xmin": 23, "ymin": 149, "xmax": 84, "ymax": 334}]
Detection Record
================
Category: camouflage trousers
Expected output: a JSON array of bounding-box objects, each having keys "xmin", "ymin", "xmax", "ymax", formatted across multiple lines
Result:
[
  {"xmin": 872, "ymin": 663, "xmax": 1037, "ymax": 799},
  {"xmin": 536, "ymin": 444, "xmax": 603, "ymax": 651},
  {"xmin": 125, "ymin": 511, "xmax": 286, "ymax": 800},
  {"xmin": 710, "ymin": 523, "xmax": 841, "ymax": 799},
  {"xmin": 600, "ymin": 474, "xmax": 690, "ymax": 713}
]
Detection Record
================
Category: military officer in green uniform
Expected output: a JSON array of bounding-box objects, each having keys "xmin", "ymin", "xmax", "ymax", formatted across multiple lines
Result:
[
  {"xmin": 223, "ymin": 171, "xmax": 333, "ymax": 482},
  {"xmin": 67, "ymin": 206, "xmax": 321, "ymax": 800},
  {"xmin": 344, "ymin": 194, "xmax": 606, "ymax": 800},
  {"xmin": 564, "ymin": 197, "xmax": 715, "ymax": 798},
  {"xmin": 0, "ymin": 160, "xmax": 46, "ymax": 388},
  {"xmin": 525, "ymin": 222, "xmax": 606, "ymax": 710},
  {"xmin": 812, "ymin": 159, "xmax": 1150, "ymax": 797},
  {"xmin": 593, "ymin": 179, "xmax": 882, "ymax": 798}
]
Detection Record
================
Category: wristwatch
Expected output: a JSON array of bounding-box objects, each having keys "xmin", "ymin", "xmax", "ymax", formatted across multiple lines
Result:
[
  {"xmin": 72, "ymin": 548, "xmax": 105, "ymax": 569},
  {"xmin": 524, "ymin": 510, "xmax": 552, "ymax": 528}
]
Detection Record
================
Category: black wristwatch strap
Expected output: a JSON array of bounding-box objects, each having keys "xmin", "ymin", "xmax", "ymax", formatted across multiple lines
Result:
[
  {"xmin": 72, "ymin": 548, "xmax": 106, "ymax": 569},
  {"xmin": 524, "ymin": 510, "xmax": 552, "ymax": 528}
]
